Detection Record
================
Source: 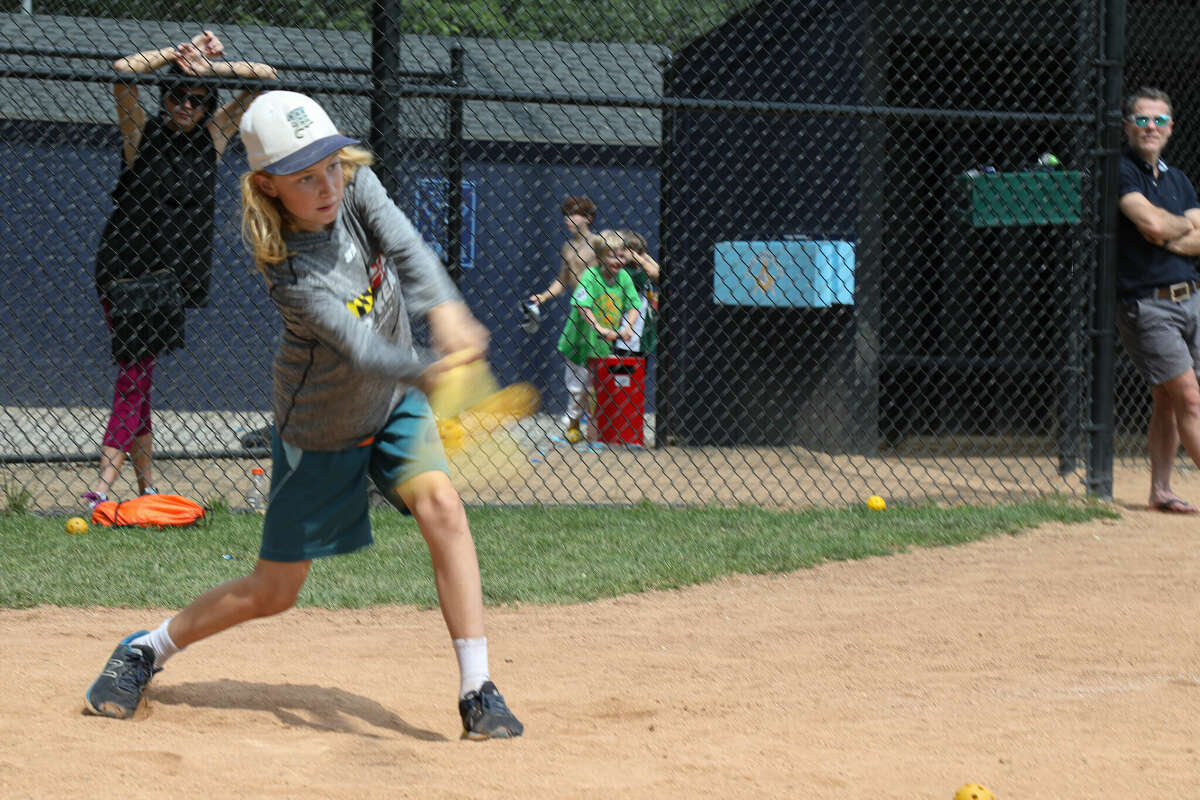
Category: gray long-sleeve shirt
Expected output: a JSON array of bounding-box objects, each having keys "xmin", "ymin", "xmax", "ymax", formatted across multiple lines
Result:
[{"xmin": 262, "ymin": 166, "xmax": 460, "ymax": 451}]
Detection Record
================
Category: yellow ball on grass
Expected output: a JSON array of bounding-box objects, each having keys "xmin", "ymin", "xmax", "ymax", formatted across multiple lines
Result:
[
  {"xmin": 866, "ymin": 495, "xmax": 887, "ymax": 511},
  {"xmin": 65, "ymin": 516, "xmax": 89, "ymax": 535}
]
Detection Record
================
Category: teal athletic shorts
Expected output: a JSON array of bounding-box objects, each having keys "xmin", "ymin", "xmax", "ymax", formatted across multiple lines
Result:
[{"xmin": 258, "ymin": 389, "xmax": 449, "ymax": 562}]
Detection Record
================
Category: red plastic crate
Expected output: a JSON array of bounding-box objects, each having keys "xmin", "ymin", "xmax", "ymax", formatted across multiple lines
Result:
[{"xmin": 588, "ymin": 356, "xmax": 645, "ymax": 445}]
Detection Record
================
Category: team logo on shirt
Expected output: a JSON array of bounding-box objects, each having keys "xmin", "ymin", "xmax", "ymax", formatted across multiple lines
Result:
[
  {"xmin": 595, "ymin": 294, "xmax": 620, "ymax": 329},
  {"xmin": 347, "ymin": 288, "xmax": 374, "ymax": 317},
  {"xmin": 368, "ymin": 252, "xmax": 384, "ymax": 290},
  {"xmin": 346, "ymin": 252, "xmax": 384, "ymax": 317}
]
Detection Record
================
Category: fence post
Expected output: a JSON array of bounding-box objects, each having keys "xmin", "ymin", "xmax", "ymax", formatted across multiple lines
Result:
[
  {"xmin": 444, "ymin": 46, "xmax": 465, "ymax": 286},
  {"xmin": 1060, "ymin": 0, "xmax": 1100, "ymax": 476},
  {"xmin": 852, "ymin": 2, "xmax": 887, "ymax": 456},
  {"xmin": 656, "ymin": 53, "xmax": 676, "ymax": 449},
  {"xmin": 370, "ymin": 0, "xmax": 402, "ymax": 200},
  {"xmin": 1089, "ymin": 0, "xmax": 1125, "ymax": 500}
]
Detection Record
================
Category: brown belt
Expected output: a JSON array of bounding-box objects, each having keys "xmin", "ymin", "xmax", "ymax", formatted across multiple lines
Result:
[{"xmin": 1154, "ymin": 280, "xmax": 1200, "ymax": 301}]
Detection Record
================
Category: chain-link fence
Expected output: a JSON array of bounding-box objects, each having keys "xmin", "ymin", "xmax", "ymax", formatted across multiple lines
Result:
[{"xmin": 0, "ymin": 0, "xmax": 1144, "ymax": 514}]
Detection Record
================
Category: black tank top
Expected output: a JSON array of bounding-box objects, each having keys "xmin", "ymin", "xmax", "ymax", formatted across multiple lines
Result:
[{"xmin": 95, "ymin": 116, "xmax": 217, "ymax": 308}]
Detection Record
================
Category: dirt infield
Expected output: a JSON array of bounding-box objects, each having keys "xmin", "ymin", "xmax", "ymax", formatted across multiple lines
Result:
[{"xmin": 2, "ymin": 461, "xmax": 1199, "ymax": 799}]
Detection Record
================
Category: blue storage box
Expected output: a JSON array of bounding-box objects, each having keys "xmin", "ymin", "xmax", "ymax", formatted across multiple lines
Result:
[{"xmin": 713, "ymin": 240, "xmax": 855, "ymax": 308}]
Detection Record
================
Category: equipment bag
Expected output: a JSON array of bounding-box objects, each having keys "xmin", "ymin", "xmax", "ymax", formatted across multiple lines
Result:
[
  {"xmin": 107, "ymin": 269, "xmax": 186, "ymax": 363},
  {"xmin": 90, "ymin": 493, "xmax": 206, "ymax": 528}
]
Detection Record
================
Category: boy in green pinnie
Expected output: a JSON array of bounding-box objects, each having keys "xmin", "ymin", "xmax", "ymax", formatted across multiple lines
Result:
[{"xmin": 556, "ymin": 229, "xmax": 641, "ymax": 442}]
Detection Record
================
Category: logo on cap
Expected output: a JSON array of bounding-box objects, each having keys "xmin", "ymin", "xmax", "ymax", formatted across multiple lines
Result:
[{"xmin": 286, "ymin": 107, "xmax": 315, "ymax": 139}]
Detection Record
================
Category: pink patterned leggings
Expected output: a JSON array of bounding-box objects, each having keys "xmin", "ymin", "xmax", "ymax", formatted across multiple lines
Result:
[
  {"xmin": 99, "ymin": 296, "xmax": 157, "ymax": 452},
  {"xmin": 102, "ymin": 355, "xmax": 156, "ymax": 452}
]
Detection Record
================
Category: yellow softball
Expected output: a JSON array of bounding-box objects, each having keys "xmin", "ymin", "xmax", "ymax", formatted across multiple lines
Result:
[
  {"xmin": 65, "ymin": 516, "xmax": 89, "ymax": 535},
  {"xmin": 954, "ymin": 784, "xmax": 995, "ymax": 800},
  {"xmin": 866, "ymin": 495, "xmax": 887, "ymax": 511}
]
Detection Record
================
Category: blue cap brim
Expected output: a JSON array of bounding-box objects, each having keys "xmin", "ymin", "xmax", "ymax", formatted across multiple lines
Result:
[{"xmin": 261, "ymin": 134, "xmax": 361, "ymax": 175}]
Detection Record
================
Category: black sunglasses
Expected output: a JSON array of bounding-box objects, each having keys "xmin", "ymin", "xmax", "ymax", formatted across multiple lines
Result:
[
  {"xmin": 1128, "ymin": 114, "xmax": 1171, "ymax": 128},
  {"xmin": 165, "ymin": 88, "xmax": 211, "ymax": 108}
]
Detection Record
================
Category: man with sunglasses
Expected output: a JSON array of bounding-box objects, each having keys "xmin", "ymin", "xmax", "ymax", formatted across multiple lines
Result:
[
  {"xmin": 84, "ymin": 32, "xmax": 275, "ymax": 509},
  {"xmin": 1116, "ymin": 87, "xmax": 1200, "ymax": 514}
]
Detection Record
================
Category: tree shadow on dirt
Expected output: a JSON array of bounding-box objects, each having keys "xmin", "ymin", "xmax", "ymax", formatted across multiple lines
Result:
[{"xmin": 152, "ymin": 680, "xmax": 446, "ymax": 741}]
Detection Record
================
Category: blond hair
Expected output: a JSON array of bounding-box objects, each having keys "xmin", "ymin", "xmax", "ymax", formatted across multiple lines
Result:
[
  {"xmin": 240, "ymin": 145, "xmax": 374, "ymax": 273},
  {"xmin": 589, "ymin": 229, "xmax": 628, "ymax": 260}
]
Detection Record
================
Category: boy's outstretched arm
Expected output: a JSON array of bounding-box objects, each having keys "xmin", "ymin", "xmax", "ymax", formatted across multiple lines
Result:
[{"xmin": 427, "ymin": 301, "xmax": 490, "ymax": 361}]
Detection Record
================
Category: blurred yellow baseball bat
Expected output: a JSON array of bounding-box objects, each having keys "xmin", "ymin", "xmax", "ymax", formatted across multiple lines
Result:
[{"xmin": 425, "ymin": 354, "xmax": 541, "ymax": 488}]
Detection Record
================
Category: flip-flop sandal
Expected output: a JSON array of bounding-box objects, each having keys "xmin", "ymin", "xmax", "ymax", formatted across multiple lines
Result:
[{"xmin": 1147, "ymin": 498, "xmax": 1200, "ymax": 514}]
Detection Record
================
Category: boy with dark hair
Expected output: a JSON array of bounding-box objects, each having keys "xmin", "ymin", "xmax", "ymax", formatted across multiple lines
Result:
[{"xmin": 529, "ymin": 194, "xmax": 598, "ymax": 307}]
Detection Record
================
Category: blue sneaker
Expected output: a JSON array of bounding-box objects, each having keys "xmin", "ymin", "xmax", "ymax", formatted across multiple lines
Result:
[
  {"xmin": 458, "ymin": 681, "xmax": 524, "ymax": 740},
  {"xmin": 85, "ymin": 630, "xmax": 159, "ymax": 719}
]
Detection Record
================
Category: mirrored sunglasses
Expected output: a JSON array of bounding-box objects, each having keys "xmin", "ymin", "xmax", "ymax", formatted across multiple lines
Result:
[{"xmin": 1129, "ymin": 114, "xmax": 1171, "ymax": 128}]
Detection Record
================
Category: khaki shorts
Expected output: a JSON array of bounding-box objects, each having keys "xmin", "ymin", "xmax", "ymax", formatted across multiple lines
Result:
[{"xmin": 1116, "ymin": 293, "xmax": 1200, "ymax": 386}]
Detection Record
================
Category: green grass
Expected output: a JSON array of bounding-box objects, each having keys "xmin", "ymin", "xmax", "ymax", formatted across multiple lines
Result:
[{"xmin": 0, "ymin": 497, "xmax": 1116, "ymax": 609}]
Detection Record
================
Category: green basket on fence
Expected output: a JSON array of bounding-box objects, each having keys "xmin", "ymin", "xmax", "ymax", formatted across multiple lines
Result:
[{"xmin": 954, "ymin": 170, "xmax": 1082, "ymax": 227}]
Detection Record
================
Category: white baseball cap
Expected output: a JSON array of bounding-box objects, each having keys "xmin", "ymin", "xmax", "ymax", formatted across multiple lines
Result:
[{"xmin": 240, "ymin": 90, "xmax": 360, "ymax": 175}]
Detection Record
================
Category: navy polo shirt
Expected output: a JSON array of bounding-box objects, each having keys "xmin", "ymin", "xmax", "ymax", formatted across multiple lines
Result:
[{"xmin": 1117, "ymin": 145, "xmax": 1200, "ymax": 301}]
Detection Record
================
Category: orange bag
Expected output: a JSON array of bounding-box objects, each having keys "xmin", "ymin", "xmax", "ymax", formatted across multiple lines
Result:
[{"xmin": 90, "ymin": 493, "xmax": 206, "ymax": 528}]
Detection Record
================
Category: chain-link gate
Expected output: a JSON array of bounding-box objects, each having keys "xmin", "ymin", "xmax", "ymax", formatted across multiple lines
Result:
[{"xmin": 0, "ymin": 1, "xmax": 1135, "ymax": 514}]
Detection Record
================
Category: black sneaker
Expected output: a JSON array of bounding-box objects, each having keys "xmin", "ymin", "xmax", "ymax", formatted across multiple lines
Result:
[
  {"xmin": 85, "ymin": 631, "xmax": 159, "ymax": 719},
  {"xmin": 458, "ymin": 681, "xmax": 524, "ymax": 740}
]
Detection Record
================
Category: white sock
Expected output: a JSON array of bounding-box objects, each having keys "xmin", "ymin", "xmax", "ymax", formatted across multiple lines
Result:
[
  {"xmin": 131, "ymin": 618, "xmax": 181, "ymax": 668},
  {"xmin": 453, "ymin": 636, "xmax": 489, "ymax": 698}
]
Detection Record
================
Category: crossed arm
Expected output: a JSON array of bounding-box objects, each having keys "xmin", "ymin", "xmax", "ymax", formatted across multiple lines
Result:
[
  {"xmin": 1164, "ymin": 209, "xmax": 1200, "ymax": 256},
  {"xmin": 1120, "ymin": 192, "xmax": 1200, "ymax": 256}
]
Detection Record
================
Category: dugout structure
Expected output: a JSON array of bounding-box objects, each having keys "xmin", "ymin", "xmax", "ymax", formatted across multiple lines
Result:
[{"xmin": 659, "ymin": 0, "xmax": 1100, "ymax": 466}]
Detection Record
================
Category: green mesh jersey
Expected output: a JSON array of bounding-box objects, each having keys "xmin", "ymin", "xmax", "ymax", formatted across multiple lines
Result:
[{"xmin": 556, "ymin": 265, "xmax": 639, "ymax": 366}]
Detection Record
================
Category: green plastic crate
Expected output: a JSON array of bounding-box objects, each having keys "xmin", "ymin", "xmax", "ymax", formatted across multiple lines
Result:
[{"xmin": 954, "ymin": 170, "xmax": 1082, "ymax": 227}]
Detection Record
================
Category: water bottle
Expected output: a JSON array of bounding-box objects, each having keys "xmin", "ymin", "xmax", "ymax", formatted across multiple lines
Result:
[{"xmin": 247, "ymin": 467, "xmax": 267, "ymax": 514}]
